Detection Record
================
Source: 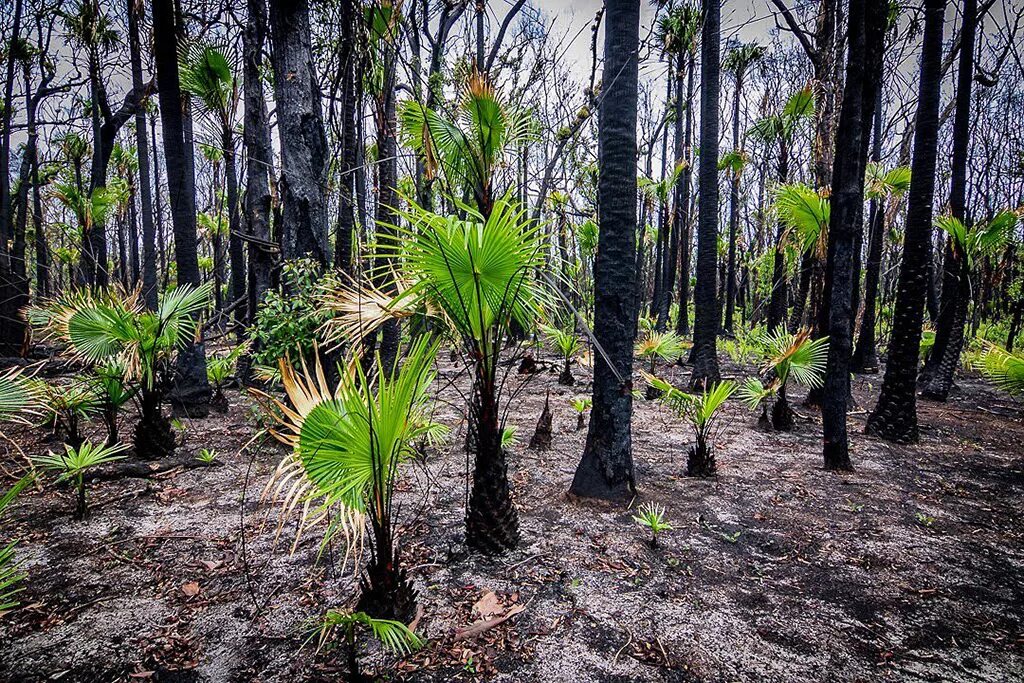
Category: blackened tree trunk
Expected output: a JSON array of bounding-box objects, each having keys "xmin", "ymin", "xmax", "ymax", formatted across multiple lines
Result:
[
  {"xmin": 689, "ymin": 0, "xmax": 721, "ymax": 390},
  {"xmin": 374, "ymin": 26, "xmax": 401, "ymax": 373},
  {"xmin": 334, "ymin": 0, "xmax": 358, "ymax": 274},
  {"xmin": 223, "ymin": 128, "xmax": 246, "ymax": 338},
  {"xmin": 244, "ymin": 0, "xmax": 274, "ymax": 328},
  {"xmin": 569, "ymin": 0, "xmax": 639, "ymax": 502},
  {"xmin": 268, "ymin": 0, "xmax": 330, "ymax": 264},
  {"xmin": 153, "ymin": 0, "xmax": 211, "ymax": 416},
  {"xmin": 767, "ymin": 139, "xmax": 790, "ymax": 332},
  {"xmin": 0, "ymin": 0, "xmax": 26, "ymax": 355},
  {"xmin": 821, "ymin": 0, "xmax": 885, "ymax": 470},
  {"xmin": 851, "ymin": 89, "xmax": 885, "ymax": 373},
  {"xmin": 865, "ymin": 0, "xmax": 945, "ymax": 442},
  {"xmin": 921, "ymin": 0, "xmax": 977, "ymax": 402},
  {"xmin": 674, "ymin": 51, "xmax": 695, "ymax": 338}
]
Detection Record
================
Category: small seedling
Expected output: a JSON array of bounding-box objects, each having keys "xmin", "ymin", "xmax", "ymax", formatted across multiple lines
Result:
[
  {"xmin": 632, "ymin": 502, "xmax": 673, "ymax": 548},
  {"xmin": 196, "ymin": 448, "xmax": 218, "ymax": 464},
  {"xmin": 34, "ymin": 441, "xmax": 129, "ymax": 518},
  {"xmin": 915, "ymin": 512, "xmax": 935, "ymax": 527}
]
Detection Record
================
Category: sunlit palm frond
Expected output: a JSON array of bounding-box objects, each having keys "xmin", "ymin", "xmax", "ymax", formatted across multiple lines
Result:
[{"xmin": 976, "ymin": 343, "xmax": 1024, "ymax": 398}]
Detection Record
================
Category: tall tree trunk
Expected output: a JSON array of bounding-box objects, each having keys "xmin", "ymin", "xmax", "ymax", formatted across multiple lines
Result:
[
  {"xmin": 821, "ymin": 0, "xmax": 885, "ymax": 470},
  {"xmin": 675, "ymin": 51, "xmax": 695, "ymax": 338},
  {"xmin": 334, "ymin": 0, "xmax": 358, "ymax": 274},
  {"xmin": 767, "ymin": 139, "xmax": 790, "ymax": 332},
  {"xmin": 689, "ymin": 0, "xmax": 721, "ymax": 390},
  {"xmin": 723, "ymin": 66, "xmax": 746, "ymax": 333},
  {"xmin": 223, "ymin": 127, "xmax": 246, "ymax": 337},
  {"xmin": 374, "ymin": 26, "xmax": 401, "ymax": 373},
  {"xmin": 851, "ymin": 89, "xmax": 885, "ymax": 373},
  {"xmin": 153, "ymin": 0, "xmax": 211, "ymax": 416},
  {"xmin": 268, "ymin": 0, "xmax": 330, "ymax": 264},
  {"xmin": 866, "ymin": 0, "xmax": 945, "ymax": 443},
  {"xmin": 569, "ymin": 0, "xmax": 639, "ymax": 501},
  {"xmin": 244, "ymin": 0, "xmax": 274, "ymax": 326},
  {"xmin": 921, "ymin": 0, "xmax": 977, "ymax": 401},
  {"xmin": 0, "ymin": 0, "xmax": 27, "ymax": 355}
]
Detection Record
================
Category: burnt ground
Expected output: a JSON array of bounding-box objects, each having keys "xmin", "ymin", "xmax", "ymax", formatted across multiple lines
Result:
[{"xmin": 0, "ymin": 351, "xmax": 1022, "ymax": 682}]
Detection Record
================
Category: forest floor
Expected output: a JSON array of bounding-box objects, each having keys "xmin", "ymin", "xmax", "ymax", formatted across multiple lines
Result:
[{"xmin": 1, "ymin": 349, "xmax": 1022, "ymax": 683}]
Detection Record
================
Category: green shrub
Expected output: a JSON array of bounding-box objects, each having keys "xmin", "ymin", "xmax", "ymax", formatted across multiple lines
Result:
[{"xmin": 251, "ymin": 259, "xmax": 331, "ymax": 368}]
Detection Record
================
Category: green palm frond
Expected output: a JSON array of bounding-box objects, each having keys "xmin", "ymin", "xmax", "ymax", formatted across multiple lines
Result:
[
  {"xmin": 737, "ymin": 377, "xmax": 778, "ymax": 409},
  {"xmin": 261, "ymin": 337, "xmax": 438, "ymax": 553},
  {"xmin": 178, "ymin": 41, "xmax": 237, "ymax": 121},
  {"xmin": 0, "ymin": 475, "xmax": 34, "ymax": 613},
  {"xmin": 774, "ymin": 183, "xmax": 829, "ymax": 253},
  {"xmin": 327, "ymin": 195, "xmax": 549, "ymax": 356},
  {"xmin": 0, "ymin": 368, "xmax": 40, "ymax": 424},
  {"xmin": 976, "ymin": 343, "xmax": 1024, "ymax": 397},
  {"xmin": 34, "ymin": 441, "xmax": 129, "ymax": 481},
  {"xmin": 540, "ymin": 324, "xmax": 582, "ymax": 359},
  {"xmin": 864, "ymin": 163, "xmax": 911, "ymax": 199},
  {"xmin": 754, "ymin": 328, "xmax": 829, "ymax": 389},
  {"xmin": 317, "ymin": 609, "xmax": 424, "ymax": 656},
  {"xmin": 635, "ymin": 331, "xmax": 686, "ymax": 365}
]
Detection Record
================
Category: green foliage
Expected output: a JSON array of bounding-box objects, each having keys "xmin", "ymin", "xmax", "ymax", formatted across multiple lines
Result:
[
  {"xmin": 34, "ymin": 441, "xmax": 128, "ymax": 517},
  {"xmin": 264, "ymin": 336, "xmax": 439, "ymax": 555},
  {"xmin": 540, "ymin": 324, "xmax": 582, "ymax": 361},
  {"xmin": 207, "ymin": 343, "xmax": 248, "ymax": 388},
  {"xmin": 315, "ymin": 609, "xmax": 423, "ymax": 656},
  {"xmin": 976, "ymin": 343, "xmax": 1024, "ymax": 398},
  {"xmin": 0, "ymin": 475, "xmax": 34, "ymax": 613},
  {"xmin": 252, "ymin": 259, "xmax": 330, "ymax": 367},
  {"xmin": 636, "ymin": 331, "xmax": 686, "ymax": 372},
  {"xmin": 935, "ymin": 211, "xmax": 1019, "ymax": 267},
  {"xmin": 38, "ymin": 380, "xmax": 99, "ymax": 447},
  {"xmin": 196, "ymin": 448, "xmax": 218, "ymax": 464},
  {"xmin": 570, "ymin": 397, "xmax": 592, "ymax": 414},
  {"xmin": 864, "ymin": 163, "xmax": 911, "ymax": 199},
  {"xmin": 0, "ymin": 368, "xmax": 39, "ymax": 425},
  {"xmin": 646, "ymin": 376, "xmax": 736, "ymax": 461},
  {"xmin": 774, "ymin": 183, "xmax": 830, "ymax": 254},
  {"xmin": 632, "ymin": 502, "xmax": 673, "ymax": 547},
  {"xmin": 178, "ymin": 41, "xmax": 237, "ymax": 126},
  {"xmin": 500, "ymin": 426, "xmax": 519, "ymax": 449},
  {"xmin": 29, "ymin": 285, "xmax": 211, "ymax": 392}
]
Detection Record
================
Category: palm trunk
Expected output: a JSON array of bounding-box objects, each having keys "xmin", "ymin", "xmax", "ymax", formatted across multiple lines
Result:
[
  {"xmin": 153, "ymin": 0, "xmax": 211, "ymax": 417},
  {"xmin": 674, "ymin": 51, "xmax": 695, "ymax": 338},
  {"xmin": 689, "ymin": 0, "xmax": 721, "ymax": 389},
  {"xmin": 570, "ymin": 0, "xmax": 639, "ymax": 501},
  {"xmin": 223, "ymin": 128, "xmax": 246, "ymax": 338},
  {"xmin": 821, "ymin": 0, "xmax": 885, "ymax": 469},
  {"xmin": 866, "ymin": 0, "xmax": 945, "ymax": 442}
]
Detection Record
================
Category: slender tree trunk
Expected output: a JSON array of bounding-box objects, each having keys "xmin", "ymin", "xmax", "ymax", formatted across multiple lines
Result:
[
  {"xmin": 767, "ymin": 140, "xmax": 790, "ymax": 332},
  {"xmin": 243, "ymin": 0, "xmax": 274, "ymax": 333},
  {"xmin": 570, "ymin": 0, "xmax": 639, "ymax": 502},
  {"xmin": 723, "ymin": 67, "xmax": 746, "ymax": 334},
  {"xmin": 0, "ymin": 0, "xmax": 27, "ymax": 355},
  {"xmin": 223, "ymin": 127, "xmax": 246, "ymax": 337},
  {"xmin": 689, "ymin": 0, "xmax": 721, "ymax": 390},
  {"xmin": 334, "ymin": 0, "xmax": 358, "ymax": 274},
  {"xmin": 851, "ymin": 89, "xmax": 885, "ymax": 373},
  {"xmin": 866, "ymin": 0, "xmax": 945, "ymax": 442},
  {"xmin": 675, "ymin": 51, "xmax": 695, "ymax": 338}
]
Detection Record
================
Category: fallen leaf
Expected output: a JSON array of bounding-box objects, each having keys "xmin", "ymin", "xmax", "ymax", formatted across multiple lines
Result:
[
  {"xmin": 199, "ymin": 560, "xmax": 223, "ymax": 571},
  {"xmin": 456, "ymin": 604, "xmax": 525, "ymax": 640},
  {"xmin": 181, "ymin": 581, "xmax": 200, "ymax": 597},
  {"xmin": 472, "ymin": 591, "xmax": 504, "ymax": 620}
]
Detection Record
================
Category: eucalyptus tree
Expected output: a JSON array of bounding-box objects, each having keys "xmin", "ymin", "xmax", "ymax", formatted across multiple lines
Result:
[
  {"xmin": 242, "ymin": 0, "xmax": 274, "ymax": 346},
  {"xmin": 0, "ymin": 0, "xmax": 28, "ymax": 355},
  {"xmin": 689, "ymin": 0, "xmax": 722, "ymax": 389},
  {"xmin": 721, "ymin": 42, "xmax": 764, "ymax": 334},
  {"xmin": 179, "ymin": 42, "xmax": 246, "ymax": 336},
  {"xmin": 821, "ymin": 0, "xmax": 887, "ymax": 469},
  {"xmin": 866, "ymin": 0, "xmax": 946, "ymax": 443},
  {"xmin": 126, "ymin": 0, "xmax": 158, "ymax": 309},
  {"xmin": 152, "ymin": 0, "xmax": 211, "ymax": 416},
  {"xmin": 570, "ymin": 0, "xmax": 640, "ymax": 501}
]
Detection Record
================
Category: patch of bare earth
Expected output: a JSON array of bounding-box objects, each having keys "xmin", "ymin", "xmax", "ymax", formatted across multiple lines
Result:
[{"xmin": 1, "ymin": 354, "xmax": 1022, "ymax": 682}]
